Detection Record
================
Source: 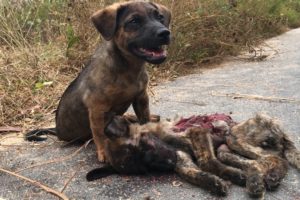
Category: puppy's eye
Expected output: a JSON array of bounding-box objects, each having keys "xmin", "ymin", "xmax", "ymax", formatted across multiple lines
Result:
[
  {"xmin": 154, "ymin": 10, "xmax": 164, "ymax": 22},
  {"xmin": 261, "ymin": 141, "xmax": 269, "ymax": 147},
  {"xmin": 124, "ymin": 17, "xmax": 142, "ymax": 31},
  {"xmin": 157, "ymin": 14, "xmax": 164, "ymax": 21},
  {"xmin": 128, "ymin": 17, "xmax": 141, "ymax": 24}
]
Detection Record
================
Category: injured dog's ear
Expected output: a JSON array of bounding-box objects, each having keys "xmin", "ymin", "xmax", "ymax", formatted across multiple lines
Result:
[
  {"xmin": 150, "ymin": 2, "xmax": 172, "ymax": 27},
  {"xmin": 282, "ymin": 133, "xmax": 300, "ymax": 170},
  {"xmin": 91, "ymin": 3, "xmax": 126, "ymax": 40},
  {"xmin": 104, "ymin": 116, "xmax": 130, "ymax": 139}
]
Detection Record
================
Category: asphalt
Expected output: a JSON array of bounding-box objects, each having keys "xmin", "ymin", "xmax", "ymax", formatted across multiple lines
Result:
[{"xmin": 1, "ymin": 28, "xmax": 300, "ymax": 200}]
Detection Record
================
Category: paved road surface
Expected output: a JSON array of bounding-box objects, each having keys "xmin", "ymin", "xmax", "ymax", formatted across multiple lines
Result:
[{"xmin": 1, "ymin": 28, "xmax": 300, "ymax": 200}]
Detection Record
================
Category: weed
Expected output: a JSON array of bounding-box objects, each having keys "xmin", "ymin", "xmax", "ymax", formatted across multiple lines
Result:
[
  {"xmin": 66, "ymin": 24, "xmax": 80, "ymax": 56},
  {"xmin": 0, "ymin": 0, "xmax": 300, "ymax": 127}
]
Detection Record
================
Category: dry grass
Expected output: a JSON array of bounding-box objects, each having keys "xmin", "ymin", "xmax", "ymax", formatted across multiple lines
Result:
[{"xmin": 1, "ymin": 0, "xmax": 300, "ymax": 128}]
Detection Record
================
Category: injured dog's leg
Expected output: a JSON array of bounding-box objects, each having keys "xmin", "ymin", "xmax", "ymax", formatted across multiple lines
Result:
[
  {"xmin": 188, "ymin": 128, "xmax": 246, "ymax": 186},
  {"xmin": 257, "ymin": 155, "xmax": 288, "ymax": 191},
  {"xmin": 217, "ymin": 144, "xmax": 288, "ymax": 197},
  {"xmin": 124, "ymin": 114, "xmax": 161, "ymax": 124},
  {"xmin": 226, "ymin": 135, "xmax": 264, "ymax": 159},
  {"xmin": 217, "ymin": 145, "xmax": 265, "ymax": 198},
  {"xmin": 175, "ymin": 150, "xmax": 229, "ymax": 196}
]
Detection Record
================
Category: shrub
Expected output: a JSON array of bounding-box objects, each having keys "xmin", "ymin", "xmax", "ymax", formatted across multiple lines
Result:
[{"xmin": 0, "ymin": 0, "xmax": 300, "ymax": 126}]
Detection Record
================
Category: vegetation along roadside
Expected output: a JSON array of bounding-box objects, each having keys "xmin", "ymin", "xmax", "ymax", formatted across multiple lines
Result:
[{"xmin": 0, "ymin": 0, "xmax": 300, "ymax": 128}]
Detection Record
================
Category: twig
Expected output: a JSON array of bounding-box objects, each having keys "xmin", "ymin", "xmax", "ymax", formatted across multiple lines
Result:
[
  {"xmin": 16, "ymin": 140, "xmax": 91, "ymax": 173},
  {"xmin": 281, "ymin": 185, "xmax": 300, "ymax": 198},
  {"xmin": 61, "ymin": 171, "xmax": 77, "ymax": 193},
  {"xmin": 60, "ymin": 166, "xmax": 80, "ymax": 193},
  {"xmin": 269, "ymin": 193, "xmax": 283, "ymax": 200},
  {"xmin": 0, "ymin": 168, "xmax": 69, "ymax": 200},
  {"xmin": 0, "ymin": 134, "xmax": 23, "ymax": 142},
  {"xmin": 166, "ymin": 100, "xmax": 206, "ymax": 106},
  {"xmin": 211, "ymin": 92, "xmax": 300, "ymax": 104},
  {"xmin": 0, "ymin": 126, "xmax": 22, "ymax": 133}
]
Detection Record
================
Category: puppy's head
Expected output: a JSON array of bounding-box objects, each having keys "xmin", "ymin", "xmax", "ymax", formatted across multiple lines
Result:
[{"xmin": 91, "ymin": 1, "xmax": 171, "ymax": 64}]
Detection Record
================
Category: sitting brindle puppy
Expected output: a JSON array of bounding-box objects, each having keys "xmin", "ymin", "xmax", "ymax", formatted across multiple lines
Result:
[
  {"xmin": 217, "ymin": 114, "xmax": 300, "ymax": 198},
  {"xmin": 87, "ymin": 115, "xmax": 246, "ymax": 196},
  {"xmin": 25, "ymin": 1, "xmax": 171, "ymax": 162}
]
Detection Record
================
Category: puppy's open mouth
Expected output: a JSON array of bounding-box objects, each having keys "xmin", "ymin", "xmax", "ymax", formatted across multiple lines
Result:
[{"xmin": 132, "ymin": 45, "xmax": 167, "ymax": 64}]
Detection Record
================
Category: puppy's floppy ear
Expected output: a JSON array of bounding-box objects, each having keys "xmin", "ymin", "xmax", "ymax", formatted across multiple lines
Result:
[
  {"xmin": 91, "ymin": 3, "xmax": 124, "ymax": 40},
  {"xmin": 151, "ymin": 3, "xmax": 172, "ymax": 27}
]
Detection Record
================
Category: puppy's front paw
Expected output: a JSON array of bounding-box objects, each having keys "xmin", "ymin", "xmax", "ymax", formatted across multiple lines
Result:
[{"xmin": 97, "ymin": 150, "xmax": 107, "ymax": 163}]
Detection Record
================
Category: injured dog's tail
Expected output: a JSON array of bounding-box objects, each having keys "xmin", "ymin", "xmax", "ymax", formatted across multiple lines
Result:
[
  {"xmin": 283, "ymin": 134, "xmax": 300, "ymax": 170},
  {"xmin": 25, "ymin": 128, "xmax": 56, "ymax": 141},
  {"xmin": 86, "ymin": 166, "xmax": 117, "ymax": 181}
]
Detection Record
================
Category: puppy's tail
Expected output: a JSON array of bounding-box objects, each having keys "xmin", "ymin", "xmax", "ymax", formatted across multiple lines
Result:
[
  {"xmin": 25, "ymin": 128, "xmax": 56, "ymax": 141},
  {"xmin": 283, "ymin": 134, "xmax": 300, "ymax": 170},
  {"xmin": 86, "ymin": 165, "xmax": 117, "ymax": 181}
]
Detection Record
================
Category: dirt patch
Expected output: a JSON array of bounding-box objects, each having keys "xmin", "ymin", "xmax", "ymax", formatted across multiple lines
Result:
[{"xmin": 0, "ymin": 133, "xmax": 26, "ymax": 151}]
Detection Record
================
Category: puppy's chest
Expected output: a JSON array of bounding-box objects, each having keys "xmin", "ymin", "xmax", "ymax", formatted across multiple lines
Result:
[{"xmin": 107, "ymin": 76, "xmax": 147, "ymax": 101}]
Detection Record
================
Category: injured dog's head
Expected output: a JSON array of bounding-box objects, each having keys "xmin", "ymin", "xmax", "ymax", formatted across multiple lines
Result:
[
  {"xmin": 91, "ymin": 1, "xmax": 171, "ymax": 64},
  {"xmin": 230, "ymin": 113, "xmax": 300, "ymax": 170},
  {"xmin": 103, "ymin": 115, "xmax": 177, "ymax": 174},
  {"xmin": 231, "ymin": 114, "xmax": 292, "ymax": 155}
]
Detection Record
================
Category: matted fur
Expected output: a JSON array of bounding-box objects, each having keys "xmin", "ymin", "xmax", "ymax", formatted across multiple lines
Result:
[
  {"xmin": 90, "ymin": 115, "xmax": 246, "ymax": 196},
  {"xmin": 89, "ymin": 113, "xmax": 300, "ymax": 197},
  {"xmin": 218, "ymin": 113, "xmax": 300, "ymax": 197}
]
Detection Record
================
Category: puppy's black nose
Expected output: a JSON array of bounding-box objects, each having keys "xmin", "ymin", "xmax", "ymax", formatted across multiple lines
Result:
[{"xmin": 156, "ymin": 28, "xmax": 170, "ymax": 42}]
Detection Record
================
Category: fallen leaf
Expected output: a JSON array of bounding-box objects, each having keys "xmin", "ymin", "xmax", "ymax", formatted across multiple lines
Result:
[{"xmin": 172, "ymin": 181, "xmax": 183, "ymax": 187}]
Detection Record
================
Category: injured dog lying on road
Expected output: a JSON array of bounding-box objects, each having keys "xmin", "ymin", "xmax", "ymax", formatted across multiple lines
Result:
[
  {"xmin": 87, "ymin": 113, "xmax": 300, "ymax": 197},
  {"xmin": 87, "ymin": 115, "xmax": 246, "ymax": 196}
]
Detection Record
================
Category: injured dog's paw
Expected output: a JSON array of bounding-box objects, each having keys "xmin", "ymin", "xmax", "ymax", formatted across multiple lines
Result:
[{"xmin": 246, "ymin": 173, "xmax": 266, "ymax": 198}]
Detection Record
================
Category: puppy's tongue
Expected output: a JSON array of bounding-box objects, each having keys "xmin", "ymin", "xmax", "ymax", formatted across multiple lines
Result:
[{"xmin": 139, "ymin": 47, "xmax": 166, "ymax": 57}]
